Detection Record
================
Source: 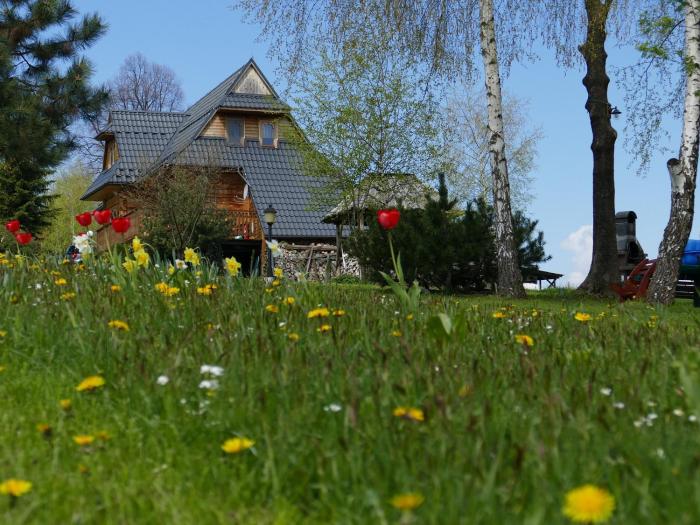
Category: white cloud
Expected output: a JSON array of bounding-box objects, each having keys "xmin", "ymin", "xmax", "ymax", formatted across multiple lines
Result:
[{"xmin": 560, "ymin": 225, "xmax": 593, "ymax": 287}]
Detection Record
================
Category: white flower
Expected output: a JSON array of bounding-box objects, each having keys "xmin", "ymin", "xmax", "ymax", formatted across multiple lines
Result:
[
  {"xmin": 323, "ymin": 403, "xmax": 342, "ymax": 413},
  {"xmin": 34, "ymin": 283, "xmax": 42, "ymax": 290},
  {"xmin": 600, "ymin": 387, "xmax": 612, "ymax": 396},
  {"xmin": 647, "ymin": 412, "xmax": 658, "ymax": 420},
  {"xmin": 655, "ymin": 448, "xmax": 665, "ymax": 459},
  {"xmin": 73, "ymin": 233, "xmax": 93, "ymax": 255},
  {"xmin": 198, "ymin": 379, "xmax": 219, "ymax": 390},
  {"xmin": 673, "ymin": 408, "xmax": 685, "ymax": 417},
  {"xmin": 266, "ymin": 240, "xmax": 280, "ymax": 256},
  {"xmin": 613, "ymin": 402, "xmax": 625, "ymax": 410},
  {"xmin": 156, "ymin": 375, "xmax": 169, "ymax": 386},
  {"xmin": 175, "ymin": 259, "xmax": 187, "ymax": 270},
  {"xmin": 200, "ymin": 365, "xmax": 224, "ymax": 377},
  {"xmin": 86, "ymin": 230, "xmax": 94, "ymax": 237},
  {"xmin": 689, "ymin": 415, "xmax": 698, "ymax": 423}
]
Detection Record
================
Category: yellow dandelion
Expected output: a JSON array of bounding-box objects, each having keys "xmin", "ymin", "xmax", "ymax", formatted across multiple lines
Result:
[
  {"xmin": 96, "ymin": 431, "xmax": 110, "ymax": 441},
  {"xmin": 332, "ymin": 309, "xmax": 346, "ymax": 317},
  {"xmin": 0, "ymin": 479, "xmax": 32, "ymax": 497},
  {"xmin": 78, "ymin": 464, "xmax": 90, "ymax": 475},
  {"xmin": 283, "ymin": 296, "xmax": 295, "ymax": 306},
  {"xmin": 165, "ymin": 286, "xmax": 180, "ymax": 297},
  {"xmin": 36, "ymin": 423, "xmax": 52, "ymax": 437},
  {"xmin": 515, "ymin": 334, "xmax": 534, "ymax": 347},
  {"xmin": 492, "ymin": 311, "xmax": 507, "ymax": 319},
  {"xmin": 390, "ymin": 492, "xmax": 424, "ymax": 511},
  {"xmin": 224, "ymin": 256, "xmax": 242, "ymax": 277},
  {"xmin": 575, "ymin": 312, "xmax": 592, "ymax": 322},
  {"xmin": 73, "ymin": 434, "xmax": 95, "ymax": 447},
  {"xmin": 317, "ymin": 324, "xmax": 332, "ymax": 333},
  {"xmin": 273, "ymin": 267, "xmax": 283, "ymax": 278},
  {"xmin": 221, "ymin": 437, "xmax": 255, "ymax": 454},
  {"xmin": 265, "ymin": 304, "xmax": 279, "ymax": 313},
  {"xmin": 107, "ymin": 320, "xmax": 130, "ymax": 332},
  {"xmin": 184, "ymin": 247, "xmax": 200, "ymax": 266},
  {"xmin": 391, "ymin": 330, "xmax": 402, "ymax": 337},
  {"xmin": 155, "ymin": 282, "xmax": 168, "ymax": 294},
  {"xmin": 288, "ymin": 332, "xmax": 300, "ymax": 342},
  {"xmin": 393, "ymin": 406, "xmax": 424, "ymax": 422},
  {"xmin": 110, "ymin": 285, "xmax": 121, "ymax": 293},
  {"xmin": 76, "ymin": 375, "xmax": 105, "ymax": 392},
  {"xmin": 264, "ymin": 287, "xmax": 273, "ymax": 294},
  {"xmin": 406, "ymin": 313, "xmax": 414, "ymax": 320},
  {"xmin": 0, "ymin": 330, "xmax": 6, "ymax": 337},
  {"xmin": 271, "ymin": 279, "xmax": 281, "ymax": 287},
  {"xmin": 59, "ymin": 398, "xmax": 72, "ymax": 411},
  {"xmin": 563, "ymin": 485, "xmax": 615, "ymax": 523},
  {"xmin": 307, "ymin": 307, "xmax": 330, "ymax": 319},
  {"xmin": 197, "ymin": 286, "xmax": 213, "ymax": 296},
  {"xmin": 54, "ymin": 278, "xmax": 67, "ymax": 286},
  {"xmin": 60, "ymin": 292, "xmax": 76, "ymax": 301},
  {"xmin": 0, "ymin": 365, "xmax": 5, "ymax": 373}
]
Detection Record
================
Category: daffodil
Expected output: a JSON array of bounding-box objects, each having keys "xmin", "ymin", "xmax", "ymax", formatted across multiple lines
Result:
[
  {"xmin": 175, "ymin": 259, "xmax": 187, "ymax": 270},
  {"xmin": 197, "ymin": 285, "xmax": 214, "ymax": 296},
  {"xmin": 266, "ymin": 240, "xmax": 280, "ymax": 256},
  {"xmin": 132, "ymin": 236, "xmax": 143, "ymax": 252},
  {"xmin": 76, "ymin": 375, "xmax": 105, "ymax": 392},
  {"xmin": 221, "ymin": 437, "xmax": 255, "ymax": 454},
  {"xmin": 184, "ymin": 248, "xmax": 200, "ymax": 266},
  {"xmin": 134, "ymin": 249, "xmax": 150, "ymax": 268},
  {"xmin": 273, "ymin": 267, "xmax": 283, "ymax": 278},
  {"xmin": 225, "ymin": 256, "xmax": 242, "ymax": 276},
  {"xmin": 563, "ymin": 485, "xmax": 615, "ymax": 523},
  {"xmin": 123, "ymin": 259, "xmax": 137, "ymax": 273},
  {"xmin": 390, "ymin": 492, "xmax": 424, "ymax": 511},
  {"xmin": 0, "ymin": 479, "xmax": 32, "ymax": 497},
  {"xmin": 391, "ymin": 330, "xmax": 402, "ymax": 337}
]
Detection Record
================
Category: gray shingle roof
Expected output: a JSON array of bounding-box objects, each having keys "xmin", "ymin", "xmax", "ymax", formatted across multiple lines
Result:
[{"xmin": 82, "ymin": 59, "xmax": 335, "ymax": 239}]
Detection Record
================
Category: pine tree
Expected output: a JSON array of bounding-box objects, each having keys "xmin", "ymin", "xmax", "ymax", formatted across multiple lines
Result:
[{"xmin": 0, "ymin": 1, "xmax": 107, "ymax": 234}]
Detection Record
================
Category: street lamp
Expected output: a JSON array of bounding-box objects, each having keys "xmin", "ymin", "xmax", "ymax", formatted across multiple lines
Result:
[{"xmin": 264, "ymin": 204, "xmax": 277, "ymax": 278}]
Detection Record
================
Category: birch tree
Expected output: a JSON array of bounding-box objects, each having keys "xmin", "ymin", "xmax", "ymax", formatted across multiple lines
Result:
[{"xmin": 647, "ymin": 0, "xmax": 700, "ymax": 304}]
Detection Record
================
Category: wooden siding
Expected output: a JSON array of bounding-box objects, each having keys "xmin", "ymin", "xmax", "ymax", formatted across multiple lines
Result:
[
  {"xmin": 199, "ymin": 112, "xmax": 295, "ymax": 145},
  {"xmin": 202, "ymin": 114, "xmax": 226, "ymax": 137},
  {"xmin": 103, "ymin": 139, "xmax": 119, "ymax": 170},
  {"xmin": 244, "ymin": 117, "xmax": 258, "ymax": 139}
]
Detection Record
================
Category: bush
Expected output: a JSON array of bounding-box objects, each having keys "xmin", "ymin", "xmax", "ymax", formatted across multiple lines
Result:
[{"xmin": 345, "ymin": 178, "xmax": 550, "ymax": 292}]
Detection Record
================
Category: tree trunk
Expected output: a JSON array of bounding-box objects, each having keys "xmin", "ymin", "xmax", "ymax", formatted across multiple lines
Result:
[
  {"xmin": 647, "ymin": 1, "xmax": 700, "ymax": 305},
  {"xmin": 479, "ymin": 0, "xmax": 525, "ymax": 298},
  {"xmin": 577, "ymin": 0, "xmax": 619, "ymax": 296}
]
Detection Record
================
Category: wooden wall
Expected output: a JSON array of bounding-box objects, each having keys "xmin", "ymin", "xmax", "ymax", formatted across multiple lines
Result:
[{"xmin": 200, "ymin": 112, "xmax": 295, "ymax": 143}]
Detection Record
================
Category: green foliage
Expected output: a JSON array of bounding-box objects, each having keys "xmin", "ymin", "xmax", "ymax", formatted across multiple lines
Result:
[
  {"xmin": 40, "ymin": 161, "xmax": 94, "ymax": 255},
  {"xmin": 346, "ymin": 179, "xmax": 550, "ymax": 292},
  {"xmin": 0, "ymin": 253, "xmax": 699, "ymax": 523},
  {"xmin": 128, "ymin": 167, "xmax": 233, "ymax": 260},
  {"xmin": 0, "ymin": 1, "xmax": 107, "ymax": 233}
]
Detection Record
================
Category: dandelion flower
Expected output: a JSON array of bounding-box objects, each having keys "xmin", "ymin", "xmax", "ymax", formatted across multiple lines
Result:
[
  {"xmin": 390, "ymin": 492, "xmax": 424, "ymax": 511},
  {"xmin": 73, "ymin": 434, "xmax": 95, "ymax": 446},
  {"xmin": 221, "ymin": 437, "xmax": 255, "ymax": 454},
  {"xmin": 110, "ymin": 285, "xmax": 121, "ymax": 293},
  {"xmin": 575, "ymin": 312, "xmax": 592, "ymax": 322},
  {"xmin": 76, "ymin": 375, "xmax": 105, "ymax": 392},
  {"xmin": 197, "ymin": 285, "xmax": 214, "ymax": 296},
  {"xmin": 393, "ymin": 406, "xmax": 424, "ymax": 422},
  {"xmin": 265, "ymin": 304, "xmax": 279, "ymax": 314},
  {"xmin": 282, "ymin": 296, "xmax": 295, "ymax": 306},
  {"xmin": 563, "ymin": 485, "xmax": 615, "ymax": 523},
  {"xmin": 273, "ymin": 267, "xmax": 283, "ymax": 278},
  {"xmin": 224, "ymin": 256, "xmax": 241, "ymax": 276},
  {"xmin": 288, "ymin": 332, "xmax": 300, "ymax": 342},
  {"xmin": 60, "ymin": 292, "xmax": 76, "ymax": 301},
  {"xmin": 36, "ymin": 423, "xmax": 52, "ymax": 437},
  {"xmin": 59, "ymin": 398, "xmax": 72, "ymax": 411},
  {"xmin": 515, "ymin": 334, "xmax": 534, "ymax": 347},
  {"xmin": 184, "ymin": 248, "xmax": 200, "ymax": 266},
  {"xmin": 108, "ymin": 320, "xmax": 130, "ymax": 331},
  {"xmin": 307, "ymin": 307, "xmax": 330, "ymax": 319},
  {"xmin": 492, "ymin": 311, "xmax": 507, "ymax": 319},
  {"xmin": 332, "ymin": 309, "xmax": 346, "ymax": 317},
  {"xmin": 54, "ymin": 278, "xmax": 67, "ymax": 286},
  {"xmin": 0, "ymin": 479, "xmax": 32, "ymax": 497},
  {"xmin": 317, "ymin": 324, "xmax": 332, "ymax": 333},
  {"xmin": 96, "ymin": 431, "xmax": 110, "ymax": 441},
  {"xmin": 391, "ymin": 330, "xmax": 402, "ymax": 337}
]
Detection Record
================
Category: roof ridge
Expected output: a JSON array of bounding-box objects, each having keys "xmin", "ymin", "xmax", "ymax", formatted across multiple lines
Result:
[{"xmin": 110, "ymin": 109, "xmax": 186, "ymax": 115}]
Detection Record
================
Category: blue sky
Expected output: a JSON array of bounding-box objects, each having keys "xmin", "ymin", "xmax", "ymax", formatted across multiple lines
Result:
[{"xmin": 72, "ymin": 0, "xmax": 698, "ymax": 285}]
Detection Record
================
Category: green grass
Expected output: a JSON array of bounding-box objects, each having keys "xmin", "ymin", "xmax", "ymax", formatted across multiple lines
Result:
[{"xmin": 0, "ymin": 252, "xmax": 699, "ymax": 524}]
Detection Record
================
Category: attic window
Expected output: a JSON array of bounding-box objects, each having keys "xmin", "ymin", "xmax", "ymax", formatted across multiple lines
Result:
[
  {"xmin": 227, "ymin": 118, "xmax": 244, "ymax": 145},
  {"xmin": 261, "ymin": 122, "xmax": 276, "ymax": 147}
]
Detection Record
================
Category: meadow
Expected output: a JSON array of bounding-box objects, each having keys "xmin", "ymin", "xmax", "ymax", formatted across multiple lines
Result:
[{"xmin": 0, "ymin": 246, "xmax": 699, "ymax": 524}]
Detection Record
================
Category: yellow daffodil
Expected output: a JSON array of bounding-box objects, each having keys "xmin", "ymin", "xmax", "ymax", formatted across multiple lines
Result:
[
  {"xmin": 515, "ymin": 334, "xmax": 534, "ymax": 347},
  {"xmin": 122, "ymin": 259, "xmax": 137, "ymax": 273},
  {"xmin": 393, "ymin": 406, "xmax": 424, "ymax": 422},
  {"xmin": 563, "ymin": 485, "xmax": 615, "ymax": 523},
  {"xmin": 134, "ymin": 249, "xmax": 150, "ymax": 268},
  {"xmin": 132, "ymin": 236, "xmax": 143, "ymax": 252},
  {"xmin": 265, "ymin": 304, "xmax": 279, "ymax": 314},
  {"xmin": 76, "ymin": 375, "xmax": 105, "ymax": 392},
  {"xmin": 167, "ymin": 265, "xmax": 176, "ymax": 275},
  {"xmin": 390, "ymin": 492, "xmax": 424, "ymax": 511},
  {"xmin": 184, "ymin": 248, "xmax": 200, "ymax": 266},
  {"xmin": 221, "ymin": 437, "xmax": 255, "ymax": 454},
  {"xmin": 307, "ymin": 307, "xmax": 330, "ymax": 319},
  {"xmin": 273, "ymin": 267, "xmax": 283, "ymax": 279},
  {"xmin": 155, "ymin": 282, "xmax": 169, "ymax": 294},
  {"xmin": 0, "ymin": 479, "xmax": 32, "ymax": 497},
  {"xmin": 225, "ymin": 256, "xmax": 242, "ymax": 277},
  {"xmin": 73, "ymin": 434, "xmax": 95, "ymax": 446},
  {"xmin": 108, "ymin": 320, "xmax": 130, "ymax": 332},
  {"xmin": 574, "ymin": 312, "xmax": 592, "ymax": 322}
]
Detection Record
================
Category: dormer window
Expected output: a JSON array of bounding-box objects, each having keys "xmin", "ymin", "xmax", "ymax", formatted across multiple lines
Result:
[
  {"xmin": 227, "ymin": 117, "xmax": 244, "ymax": 145},
  {"xmin": 261, "ymin": 121, "xmax": 276, "ymax": 147}
]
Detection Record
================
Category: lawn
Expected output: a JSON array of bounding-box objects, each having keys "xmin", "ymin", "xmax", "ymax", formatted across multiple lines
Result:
[{"xmin": 0, "ymin": 247, "xmax": 699, "ymax": 524}]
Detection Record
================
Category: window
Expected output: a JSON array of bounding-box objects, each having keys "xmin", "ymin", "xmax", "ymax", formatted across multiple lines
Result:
[
  {"xmin": 261, "ymin": 122, "xmax": 276, "ymax": 147},
  {"xmin": 227, "ymin": 118, "xmax": 244, "ymax": 145}
]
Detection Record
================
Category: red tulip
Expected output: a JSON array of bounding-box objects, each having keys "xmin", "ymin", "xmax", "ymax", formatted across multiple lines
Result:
[
  {"xmin": 93, "ymin": 209, "xmax": 112, "ymax": 225},
  {"xmin": 15, "ymin": 232, "xmax": 32, "ymax": 245},
  {"xmin": 377, "ymin": 209, "xmax": 400, "ymax": 230},
  {"xmin": 5, "ymin": 220, "xmax": 20, "ymax": 233},
  {"xmin": 75, "ymin": 212, "xmax": 92, "ymax": 227},
  {"xmin": 111, "ymin": 217, "xmax": 131, "ymax": 234}
]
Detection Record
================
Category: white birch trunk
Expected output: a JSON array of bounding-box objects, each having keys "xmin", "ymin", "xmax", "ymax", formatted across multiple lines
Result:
[
  {"xmin": 647, "ymin": 0, "xmax": 700, "ymax": 304},
  {"xmin": 479, "ymin": 0, "xmax": 525, "ymax": 297}
]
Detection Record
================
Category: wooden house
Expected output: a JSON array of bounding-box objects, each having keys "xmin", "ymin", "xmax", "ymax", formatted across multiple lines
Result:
[{"xmin": 81, "ymin": 59, "xmax": 336, "ymax": 270}]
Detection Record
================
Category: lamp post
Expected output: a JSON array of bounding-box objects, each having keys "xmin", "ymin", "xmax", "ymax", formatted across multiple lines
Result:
[{"xmin": 264, "ymin": 204, "xmax": 277, "ymax": 278}]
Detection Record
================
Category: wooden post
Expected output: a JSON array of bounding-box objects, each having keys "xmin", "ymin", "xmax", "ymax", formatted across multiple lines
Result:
[{"xmin": 335, "ymin": 224, "xmax": 342, "ymax": 270}]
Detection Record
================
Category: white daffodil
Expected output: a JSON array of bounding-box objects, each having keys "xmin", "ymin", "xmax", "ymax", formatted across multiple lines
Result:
[
  {"xmin": 175, "ymin": 259, "xmax": 187, "ymax": 270},
  {"xmin": 266, "ymin": 240, "xmax": 280, "ymax": 257},
  {"xmin": 156, "ymin": 375, "xmax": 170, "ymax": 386},
  {"xmin": 200, "ymin": 365, "xmax": 224, "ymax": 377}
]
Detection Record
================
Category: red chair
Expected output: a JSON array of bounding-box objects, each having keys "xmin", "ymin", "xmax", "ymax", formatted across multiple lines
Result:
[{"xmin": 611, "ymin": 258, "xmax": 657, "ymax": 301}]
